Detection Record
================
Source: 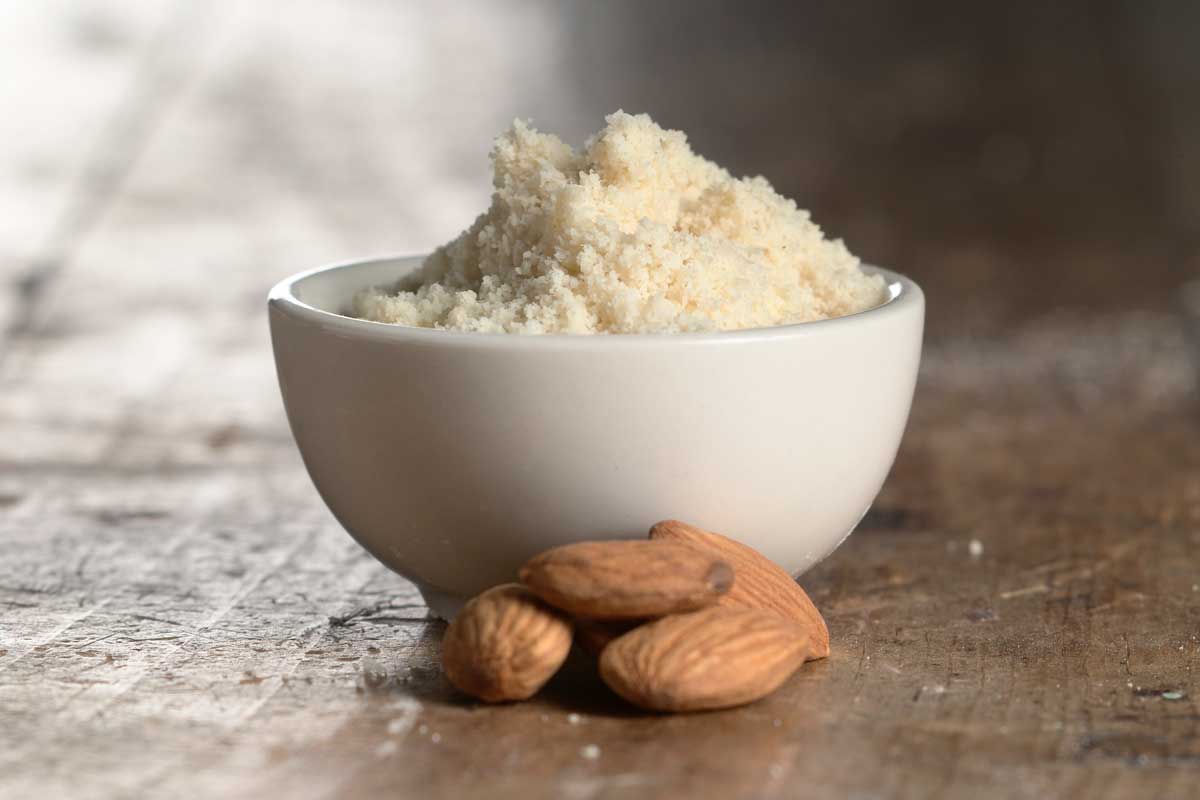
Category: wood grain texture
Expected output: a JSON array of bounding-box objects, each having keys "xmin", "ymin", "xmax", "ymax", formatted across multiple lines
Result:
[{"xmin": 2, "ymin": 1, "xmax": 1199, "ymax": 798}]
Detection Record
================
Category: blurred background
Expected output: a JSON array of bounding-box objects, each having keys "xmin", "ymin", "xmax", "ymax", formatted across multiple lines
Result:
[{"xmin": 4, "ymin": 0, "xmax": 1198, "ymax": 348}]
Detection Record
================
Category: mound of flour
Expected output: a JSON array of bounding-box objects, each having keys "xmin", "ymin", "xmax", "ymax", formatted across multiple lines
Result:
[{"xmin": 354, "ymin": 112, "xmax": 884, "ymax": 334}]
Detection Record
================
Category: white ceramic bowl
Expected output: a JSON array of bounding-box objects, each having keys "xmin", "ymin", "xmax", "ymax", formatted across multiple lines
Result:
[{"xmin": 269, "ymin": 255, "xmax": 924, "ymax": 618}]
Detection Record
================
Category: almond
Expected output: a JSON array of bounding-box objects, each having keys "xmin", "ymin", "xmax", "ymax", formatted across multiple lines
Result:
[
  {"xmin": 649, "ymin": 520, "xmax": 830, "ymax": 659},
  {"xmin": 441, "ymin": 583, "xmax": 573, "ymax": 702},
  {"xmin": 519, "ymin": 540, "xmax": 734, "ymax": 619},
  {"xmin": 598, "ymin": 607, "xmax": 809, "ymax": 711}
]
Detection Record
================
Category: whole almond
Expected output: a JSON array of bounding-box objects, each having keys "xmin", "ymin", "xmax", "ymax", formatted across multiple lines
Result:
[
  {"xmin": 649, "ymin": 520, "xmax": 830, "ymax": 659},
  {"xmin": 599, "ymin": 607, "xmax": 809, "ymax": 711},
  {"xmin": 519, "ymin": 540, "xmax": 734, "ymax": 619},
  {"xmin": 441, "ymin": 583, "xmax": 573, "ymax": 702}
]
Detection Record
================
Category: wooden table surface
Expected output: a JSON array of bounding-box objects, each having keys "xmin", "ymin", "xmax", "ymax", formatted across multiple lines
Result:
[{"xmin": 3, "ymin": 2, "xmax": 1199, "ymax": 798}]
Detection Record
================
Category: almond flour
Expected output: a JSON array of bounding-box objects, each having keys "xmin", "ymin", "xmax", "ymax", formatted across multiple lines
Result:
[{"xmin": 355, "ymin": 111, "xmax": 884, "ymax": 334}]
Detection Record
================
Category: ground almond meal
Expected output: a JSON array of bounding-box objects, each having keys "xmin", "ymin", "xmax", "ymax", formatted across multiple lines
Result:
[{"xmin": 354, "ymin": 111, "xmax": 886, "ymax": 334}]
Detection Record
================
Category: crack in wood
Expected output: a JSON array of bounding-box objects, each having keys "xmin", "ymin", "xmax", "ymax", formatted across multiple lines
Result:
[{"xmin": 328, "ymin": 601, "xmax": 429, "ymax": 628}]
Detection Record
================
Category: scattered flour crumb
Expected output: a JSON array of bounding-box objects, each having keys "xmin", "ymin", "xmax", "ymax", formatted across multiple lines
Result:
[
  {"xmin": 360, "ymin": 658, "xmax": 388, "ymax": 687},
  {"xmin": 417, "ymin": 724, "xmax": 429, "ymax": 736},
  {"xmin": 968, "ymin": 539, "xmax": 984, "ymax": 558},
  {"xmin": 772, "ymin": 719, "xmax": 782, "ymax": 728},
  {"xmin": 354, "ymin": 111, "xmax": 885, "ymax": 334},
  {"xmin": 430, "ymin": 732, "xmax": 442, "ymax": 744},
  {"xmin": 580, "ymin": 744, "xmax": 601, "ymax": 760},
  {"xmin": 567, "ymin": 713, "xmax": 582, "ymax": 725},
  {"xmin": 374, "ymin": 740, "xmax": 398, "ymax": 758}
]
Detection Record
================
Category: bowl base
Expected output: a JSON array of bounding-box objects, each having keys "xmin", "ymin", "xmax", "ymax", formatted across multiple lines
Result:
[{"xmin": 418, "ymin": 585, "xmax": 465, "ymax": 621}]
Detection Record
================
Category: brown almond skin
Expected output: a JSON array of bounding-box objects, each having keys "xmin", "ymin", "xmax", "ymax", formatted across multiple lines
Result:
[
  {"xmin": 441, "ymin": 583, "xmax": 573, "ymax": 702},
  {"xmin": 519, "ymin": 540, "xmax": 734, "ymax": 620},
  {"xmin": 649, "ymin": 520, "xmax": 830, "ymax": 659},
  {"xmin": 599, "ymin": 607, "xmax": 809, "ymax": 712},
  {"xmin": 574, "ymin": 619, "xmax": 642, "ymax": 657}
]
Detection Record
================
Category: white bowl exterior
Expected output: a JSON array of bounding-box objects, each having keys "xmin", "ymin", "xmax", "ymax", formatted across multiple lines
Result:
[{"xmin": 269, "ymin": 256, "xmax": 923, "ymax": 604}]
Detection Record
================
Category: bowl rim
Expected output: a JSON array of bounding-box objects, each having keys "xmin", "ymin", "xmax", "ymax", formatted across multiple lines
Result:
[{"xmin": 269, "ymin": 253, "xmax": 924, "ymax": 348}]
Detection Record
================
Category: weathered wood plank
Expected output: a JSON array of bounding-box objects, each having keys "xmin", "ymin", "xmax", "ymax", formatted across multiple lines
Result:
[{"xmin": 3, "ymin": 316, "xmax": 1196, "ymax": 800}]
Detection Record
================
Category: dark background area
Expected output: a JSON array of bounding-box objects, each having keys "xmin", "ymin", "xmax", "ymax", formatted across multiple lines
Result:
[{"xmin": 563, "ymin": 1, "xmax": 1200, "ymax": 338}]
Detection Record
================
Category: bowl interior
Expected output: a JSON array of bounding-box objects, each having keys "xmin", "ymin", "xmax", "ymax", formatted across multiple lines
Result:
[
  {"xmin": 288, "ymin": 256, "xmax": 423, "ymax": 316},
  {"xmin": 277, "ymin": 255, "xmax": 912, "ymax": 335}
]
